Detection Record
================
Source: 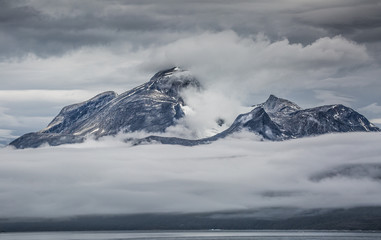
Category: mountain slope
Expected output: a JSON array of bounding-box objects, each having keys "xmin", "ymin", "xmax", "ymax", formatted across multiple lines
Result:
[{"xmin": 10, "ymin": 67, "xmax": 201, "ymax": 149}]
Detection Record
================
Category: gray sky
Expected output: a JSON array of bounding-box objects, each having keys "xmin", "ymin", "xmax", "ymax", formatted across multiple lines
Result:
[{"xmin": 1, "ymin": 0, "xmax": 381, "ymax": 144}]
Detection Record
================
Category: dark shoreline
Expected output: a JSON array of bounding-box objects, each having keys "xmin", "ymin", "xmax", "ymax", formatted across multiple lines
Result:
[{"xmin": 2, "ymin": 207, "xmax": 381, "ymax": 233}]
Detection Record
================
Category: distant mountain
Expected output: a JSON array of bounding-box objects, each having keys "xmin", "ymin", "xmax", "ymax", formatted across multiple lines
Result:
[{"xmin": 9, "ymin": 68, "xmax": 379, "ymax": 149}]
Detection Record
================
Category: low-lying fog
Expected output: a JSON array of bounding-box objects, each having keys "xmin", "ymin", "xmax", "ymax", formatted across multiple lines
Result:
[{"xmin": 1, "ymin": 132, "xmax": 381, "ymax": 218}]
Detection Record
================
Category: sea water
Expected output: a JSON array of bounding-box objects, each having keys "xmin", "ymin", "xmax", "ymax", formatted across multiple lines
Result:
[{"xmin": 1, "ymin": 230, "xmax": 381, "ymax": 240}]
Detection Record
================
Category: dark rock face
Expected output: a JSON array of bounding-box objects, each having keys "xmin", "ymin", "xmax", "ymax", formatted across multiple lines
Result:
[
  {"xmin": 218, "ymin": 107, "xmax": 284, "ymax": 140},
  {"xmin": 258, "ymin": 95, "xmax": 380, "ymax": 140},
  {"xmin": 42, "ymin": 91, "xmax": 118, "ymax": 134},
  {"xmin": 10, "ymin": 67, "xmax": 201, "ymax": 148},
  {"xmin": 9, "ymin": 133, "xmax": 85, "ymax": 149}
]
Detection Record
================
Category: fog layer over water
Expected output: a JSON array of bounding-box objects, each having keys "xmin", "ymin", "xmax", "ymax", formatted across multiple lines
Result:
[
  {"xmin": 1, "ymin": 132, "xmax": 381, "ymax": 218},
  {"xmin": 2, "ymin": 230, "xmax": 381, "ymax": 240}
]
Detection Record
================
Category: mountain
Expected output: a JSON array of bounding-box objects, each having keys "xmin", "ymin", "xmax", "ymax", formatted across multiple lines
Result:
[
  {"xmin": 255, "ymin": 94, "xmax": 380, "ymax": 139},
  {"xmin": 136, "ymin": 95, "xmax": 380, "ymax": 145},
  {"xmin": 9, "ymin": 68, "xmax": 379, "ymax": 149},
  {"xmin": 10, "ymin": 67, "xmax": 201, "ymax": 149}
]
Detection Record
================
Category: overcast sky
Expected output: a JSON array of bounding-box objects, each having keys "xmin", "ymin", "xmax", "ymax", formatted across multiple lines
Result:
[{"xmin": 1, "ymin": 0, "xmax": 381, "ymax": 144}]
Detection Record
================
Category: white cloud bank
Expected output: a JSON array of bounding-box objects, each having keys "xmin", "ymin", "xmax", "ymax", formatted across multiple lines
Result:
[
  {"xmin": 141, "ymin": 31, "xmax": 372, "ymax": 98},
  {"xmin": 1, "ymin": 132, "xmax": 381, "ymax": 218}
]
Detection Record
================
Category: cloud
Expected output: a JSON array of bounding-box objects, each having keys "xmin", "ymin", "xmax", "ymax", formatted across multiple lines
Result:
[
  {"xmin": 0, "ymin": 90, "xmax": 96, "ymax": 103},
  {"xmin": 0, "ymin": 47, "xmax": 147, "ymax": 91},
  {"xmin": 164, "ymin": 88, "xmax": 252, "ymax": 138},
  {"xmin": 360, "ymin": 103, "xmax": 381, "ymax": 114},
  {"xmin": 0, "ymin": 90, "xmax": 104, "ymax": 138},
  {"xmin": 0, "ymin": 31, "xmax": 372, "ymax": 96},
  {"xmin": 370, "ymin": 118, "xmax": 381, "ymax": 125},
  {"xmin": 140, "ymin": 31, "xmax": 372, "ymax": 105},
  {"xmin": 1, "ymin": 132, "xmax": 381, "ymax": 218},
  {"xmin": 0, "ymin": 129, "xmax": 18, "ymax": 147},
  {"xmin": 2, "ymin": 0, "xmax": 381, "ymax": 59},
  {"xmin": 313, "ymin": 90, "xmax": 355, "ymax": 106},
  {"xmin": 295, "ymin": 1, "xmax": 381, "ymax": 43}
]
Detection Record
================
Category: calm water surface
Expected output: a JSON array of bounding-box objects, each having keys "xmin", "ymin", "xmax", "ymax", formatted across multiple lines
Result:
[{"xmin": 2, "ymin": 230, "xmax": 381, "ymax": 240}]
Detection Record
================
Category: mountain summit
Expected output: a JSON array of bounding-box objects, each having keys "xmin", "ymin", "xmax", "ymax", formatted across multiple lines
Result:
[
  {"xmin": 246, "ymin": 95, "xmax": 379, "ymax": 140},
  {"xmin": 261, "ymin": 94, "xmax": 302, "ymax": 114},
  {"xmin": 9, "ymin": 68, "xmax": 379, "ymax": 149}
]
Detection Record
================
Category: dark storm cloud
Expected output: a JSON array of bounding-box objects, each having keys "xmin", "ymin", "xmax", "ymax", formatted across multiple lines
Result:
[
  {"xmin": 2, "ymin": 0, "xmax": 381, "ymax": 58},
  {"xmin": 0, "ymin": 0, "xmax": 162, "ymax": 57},
  {"xmin": 0, "ymin": 0, "xmax": 39, "ymax": 24},
  {"xmin": 294, "ymin": 0, "xmax": 381, "ymax": 43}
]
